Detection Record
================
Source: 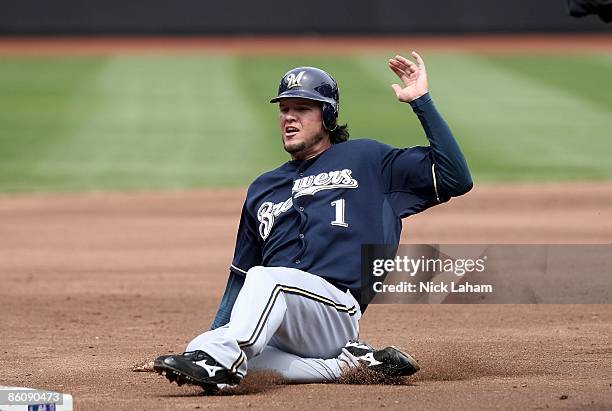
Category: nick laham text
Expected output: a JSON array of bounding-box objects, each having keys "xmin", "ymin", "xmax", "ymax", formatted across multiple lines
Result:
[{"xmin": 373, "ymin": 281, "xmax": 494, "ymax": 294}]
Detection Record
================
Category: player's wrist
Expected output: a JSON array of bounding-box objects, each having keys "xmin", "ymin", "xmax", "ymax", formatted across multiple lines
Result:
[
  {"xmin": 408, "ymin": 92, "xmax": 432, "ymax": 108},
  {"xmin": 407, "ymin": 90, "xmax": 429, "ymax": 102}
]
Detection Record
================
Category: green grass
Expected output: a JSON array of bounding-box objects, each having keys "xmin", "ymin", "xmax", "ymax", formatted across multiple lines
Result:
[{"xmin": 1, "ymin": 53, "xmax": 611, "ymax": 192}]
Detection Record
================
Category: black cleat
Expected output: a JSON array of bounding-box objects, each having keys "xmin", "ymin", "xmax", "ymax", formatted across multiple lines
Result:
[
  {"xmin": 154, "ymin": 350, "xmax": 242, "ymax": 390},
  {"xmin": 344, "ymin": 340, "xmax": 420, "ymax": 376}
]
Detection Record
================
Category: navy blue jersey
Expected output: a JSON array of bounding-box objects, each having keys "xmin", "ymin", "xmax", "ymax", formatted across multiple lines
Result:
[
  {"xmin": 230, "ymin": 138, "xmax": 444, "ymax": 296},
  {"xmin": 211, "ymin": 93, "xmax": 473, "ymax": 328}
]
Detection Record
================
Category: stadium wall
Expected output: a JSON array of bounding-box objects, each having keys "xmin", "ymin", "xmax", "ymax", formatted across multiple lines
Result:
[{"xmin": 1, "ymin": 0, "xmax": 610, "ymax": 34}]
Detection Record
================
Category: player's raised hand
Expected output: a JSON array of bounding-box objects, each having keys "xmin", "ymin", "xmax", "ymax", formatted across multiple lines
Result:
[{"xmin": 389, "ymin": 52, "xmax": 429, "ymax": 103}]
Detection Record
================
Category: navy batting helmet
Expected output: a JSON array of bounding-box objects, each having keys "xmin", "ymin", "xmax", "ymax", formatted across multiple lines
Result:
[{"xmin": 270, "ymin": 66, "xmax": 339, "ymax": 131}]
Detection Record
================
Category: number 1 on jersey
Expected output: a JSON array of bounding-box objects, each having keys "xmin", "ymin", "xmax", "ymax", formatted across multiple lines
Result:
[{"xmin": 330, "ymin": 199, "xmax": 348, "ymax": 227}]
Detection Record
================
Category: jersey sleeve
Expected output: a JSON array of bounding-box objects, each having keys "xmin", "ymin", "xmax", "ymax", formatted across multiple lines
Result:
[
  {"xmin": 210, "ymin": 270, "xmax": 245, "ymax": 329},
  {"xmin": 380, "ymin": 144, "xmax": 445, "ymax": 218},
  {"xmin": 408, "ymin": 93, "xmax": 472, "ymax": 199},
  {"xmin": 230, "ymin": 198, "xmax": 263, "ymax": 277}
]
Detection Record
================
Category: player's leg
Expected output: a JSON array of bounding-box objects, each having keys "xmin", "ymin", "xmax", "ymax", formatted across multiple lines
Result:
[
  {"xmin": 248, "ymin": 344, "xmax": 360, "ymax": 383},
  {"xmin": 188, "ymin": 266, "xmax": 360, "ymax": 368},
  {"xmin": 155, "ymin": 266, "xmax": 360, "ymax": 387},
  {"xmin": 248, "ymin": 342, "xmax": 420, "ymax": 383}
]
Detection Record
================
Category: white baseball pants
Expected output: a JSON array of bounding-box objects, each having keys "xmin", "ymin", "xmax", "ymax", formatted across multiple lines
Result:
[{"xmin": 186, "ymin": 266, "xmax": 362, "ymax": 382}]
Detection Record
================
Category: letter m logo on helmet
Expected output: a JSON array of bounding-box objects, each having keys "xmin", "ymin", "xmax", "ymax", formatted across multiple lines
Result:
[
  {"xmin": 270, "ymin": 66, "xmax": 340, "ymax": 131},
  {"xmin": 286, "ymin": 71, "xmax": 306, "ymax": 89}
]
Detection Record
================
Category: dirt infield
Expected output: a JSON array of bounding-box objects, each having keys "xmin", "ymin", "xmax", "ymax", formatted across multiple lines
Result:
[
  {"xmin": 1, "ymin": 183, "xmax": 611, "ymax": 410},
  {"xmin": 1, "ymin": 34, "xmax": 611, "ymax": 55}
]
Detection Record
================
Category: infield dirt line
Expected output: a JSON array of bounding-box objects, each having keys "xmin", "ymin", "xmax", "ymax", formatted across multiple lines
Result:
[
  {"xmin": 1, "ymin": 183, "xmax": 612, "ymax": 410},
  {"xmin": 0, "ymin": 34, "xmax": 611, "ymax": 56}
]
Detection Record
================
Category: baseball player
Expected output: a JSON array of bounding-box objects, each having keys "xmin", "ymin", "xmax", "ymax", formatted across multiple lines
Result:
[{"xmin": 154, "ymin": 52, "xmax": 473, "ymax": 389}]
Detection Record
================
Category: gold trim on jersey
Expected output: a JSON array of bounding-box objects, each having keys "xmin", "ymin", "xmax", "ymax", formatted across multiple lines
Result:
[{"xmin": 432, "ymin": 163, "xmax": 441, "ymax": 202}]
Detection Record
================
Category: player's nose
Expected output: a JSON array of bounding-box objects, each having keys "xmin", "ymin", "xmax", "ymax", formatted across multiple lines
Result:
[{"xmin": 282, "ymin": 110, "xmax": 298, "ymax": 122}]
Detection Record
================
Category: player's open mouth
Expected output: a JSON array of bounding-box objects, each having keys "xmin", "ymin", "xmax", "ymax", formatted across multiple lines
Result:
[{"xmin": 284, "ymin": 126, "xmax": 300, "ymax": 138}]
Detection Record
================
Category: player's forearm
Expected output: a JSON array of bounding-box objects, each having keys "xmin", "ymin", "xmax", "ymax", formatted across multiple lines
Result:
[
  {"xmin": 409, "ymin": 93, "xmax": 473, "ymax": 198},
  {"xmin": 210, "ymin": 270, "xmax": 245, "ymax": 329}
]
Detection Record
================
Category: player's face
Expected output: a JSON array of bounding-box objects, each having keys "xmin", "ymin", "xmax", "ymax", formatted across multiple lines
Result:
[{"xmin": 279, "ymin": 98, "xmax": 331, "ymax": 160}]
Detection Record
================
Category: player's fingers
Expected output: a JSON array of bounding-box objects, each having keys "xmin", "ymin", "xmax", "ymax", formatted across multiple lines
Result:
[
  {"xmin": 392, "ymin": 61, "xmax": 416, "ymax": 79},
  {"xmin": 390, "ymin": 59, "xmax": 411, "ymax": 75},
  {"xmin": 388, "ymin": 59, "xmax": 408, "ymax": 73},
  {"xmin": 395, "ymin": 55, "xmax": 417, "ymax": 70},
  {"xmin": 388, "ymin": 62, "xmax": 407, "ymax": 79},
  {"xmin": 388, "ymin": 61, "xmax": 404, "ymax": 74},
  {"xmin": 411, "ymin": 51, "xmax": 426, "ymax": 71},
  {"xmin": 390, "ymin": 60, "xmax": 416, "ymax": 76},
  {"xmin": 395, "ymin": 54, "xmax": 413, "ymax": 64},
  {"xmin": 391, "ymin": 83, "xmax": 403, "ymax": 99},
  {"xmin": 389, "ymin": 60, "xmax": 413, "ymax": 83}
]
